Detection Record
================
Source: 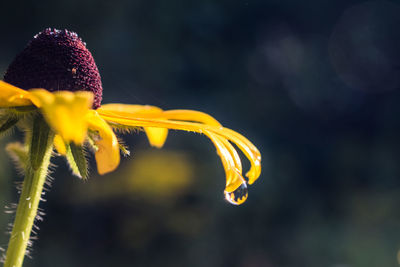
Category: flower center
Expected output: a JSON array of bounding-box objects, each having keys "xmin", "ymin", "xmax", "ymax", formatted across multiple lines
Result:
[{"xmin": 3, "ymin": 28, "xmax": 103, "ymax": 109}]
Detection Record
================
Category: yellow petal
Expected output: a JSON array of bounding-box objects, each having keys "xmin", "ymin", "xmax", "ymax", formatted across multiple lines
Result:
[
  {"xmin": 222, "ymin": 128, "xmax": 261, "ymax": 184},
  {"xmin": 53, "ymin": 134, "xmax": 67, "ymax": 155},
  {"xmin": 99, "ymin": 104, "xmax": 168, "ymax": 147},
  {"xmin": 99, "ymin": 106, "xmax": 221, "ymax": 126},
  {"xmin": 97, "ymin": 107, "xmax": 222, "ymax": 150},
  {"xmin": 86, "ymin": 110, "xmax": 120, "ymax": 174},
  {"xmin": 162, "ymin": 110, "xmax": 222, "ymax": 126},
  {"xmin": 99, "ymin": 103, "xmax": 163, "ymax": 115},
  {"xmin": 29, "ymin": 89, "xmax": 93, "ymax": 144},
  {"xmin": 144, "ymin": 127, "xmax": 168, "ymax": 148},
  {"xmin": 0, "ymin": 81, "xmax": 37, "ymax": 107},
  {"xmin": 98, "ymin": 111, "xmax": 261, "ymax": 186},
  {"xmin": 204, "ymin": 131, "xmax": 244, "ymax": 193}
]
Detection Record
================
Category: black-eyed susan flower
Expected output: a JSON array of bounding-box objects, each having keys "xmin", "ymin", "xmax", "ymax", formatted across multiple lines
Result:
[{"xmin": 0, "ymin": 29, "xmax": 261, "ymax": 267}]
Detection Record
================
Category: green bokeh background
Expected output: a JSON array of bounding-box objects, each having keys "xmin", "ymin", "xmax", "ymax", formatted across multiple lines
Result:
[{"xmin": 1, "ymin": 0, "xmax": 400, "ymax": 266}]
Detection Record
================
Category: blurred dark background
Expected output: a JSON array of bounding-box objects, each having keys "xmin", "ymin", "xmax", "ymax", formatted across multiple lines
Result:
[{"xmin": 1, "ymin": 0, "xmax": 400, "ymax": 266}]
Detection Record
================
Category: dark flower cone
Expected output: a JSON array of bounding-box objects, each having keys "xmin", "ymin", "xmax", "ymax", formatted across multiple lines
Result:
[{"xmin": 4, "ymin": 28, "xmax": 103, "ymax": 108}]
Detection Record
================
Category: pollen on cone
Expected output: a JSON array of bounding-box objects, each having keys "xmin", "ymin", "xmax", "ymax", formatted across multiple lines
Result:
[{"xmin": 3, "ymin": 28, "xmax": 103, "ymax": 109}]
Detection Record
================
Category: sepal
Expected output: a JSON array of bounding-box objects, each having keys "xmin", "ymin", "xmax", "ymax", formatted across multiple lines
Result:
[
  {"xmin": 0, "ymin": 116, "xmax": 19, "ymax": 135},
  {"xmin": 65, "ymin": 143, "xmax": 88, "ymax": 179},
  {"xmin": 30, "ymin": 115, "xmax": 53, "ymax": 170},
  {"xmin": 6, "ymin": 142, "xmax": 28, "ymax": 173}
]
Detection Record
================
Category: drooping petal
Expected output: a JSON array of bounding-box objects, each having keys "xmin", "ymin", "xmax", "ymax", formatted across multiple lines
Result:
[
  {"xmin": 53, "ymin": 134, "xmax": 67, "ymax": 155},
  {"xmin": 86, "ymin": 110, "xmax": 120, "ymax": 175},
  {"xmin": 0, "ymin": 81, "xmax": 37, "ymax": 107},
  {"xmin": 144, "ymin": 127, "xmax": 168, "ymax": 148},
  {"xmin": 97, "ymin": 111, "xmax": 261, "ymax": 189},
  {"xmin": 221, "ymin": 128, "xmax": 261, "ymax": 184},
  {"xmin": 204, "ymin": 131, "xmax": 244, "ymax": 193},
  {"xmin": 99, "ymin": 104, "xmax": 168, "ymax": 148},
  {"xmin": 29, "ymin": 89, "xmax": 93, "ymax": 144}
]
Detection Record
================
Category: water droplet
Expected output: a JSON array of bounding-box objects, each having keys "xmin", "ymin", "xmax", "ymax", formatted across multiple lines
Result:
[{"xmin": 225, "ymin": 183, "xmax": 248, "ymax": 205}]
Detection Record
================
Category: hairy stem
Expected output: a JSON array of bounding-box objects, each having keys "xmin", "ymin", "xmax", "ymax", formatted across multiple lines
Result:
[{"xmin": 4, "ymin": 116, "xmax": 54, "ymax": 267}]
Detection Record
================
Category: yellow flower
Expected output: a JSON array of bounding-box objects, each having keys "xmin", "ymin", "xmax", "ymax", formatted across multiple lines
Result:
[{"xmin": 0, "ymin": 29, "xmax": 261, "ymax": 205}]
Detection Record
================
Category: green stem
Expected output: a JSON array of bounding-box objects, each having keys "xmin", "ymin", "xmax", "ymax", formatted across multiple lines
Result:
[{"xmin": 4, "ymin": 116, "xmax": 54, "ymax": 267}]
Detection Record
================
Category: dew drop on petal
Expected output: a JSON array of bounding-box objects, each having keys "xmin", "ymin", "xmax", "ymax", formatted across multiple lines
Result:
[{"xmin": 224, "ymin": 182, "xmax": 248, "ymax": 205}]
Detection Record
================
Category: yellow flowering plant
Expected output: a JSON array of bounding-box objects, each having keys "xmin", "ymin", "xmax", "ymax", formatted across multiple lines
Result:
[{"xmin": 0, "ymin": 29, "xmax": 261, "ymax": 267}]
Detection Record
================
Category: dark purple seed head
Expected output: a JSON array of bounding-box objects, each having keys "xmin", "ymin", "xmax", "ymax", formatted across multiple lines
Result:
[{"xmin": 3, "ymin": 28, "xmax": 102, "ymax": 108}]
